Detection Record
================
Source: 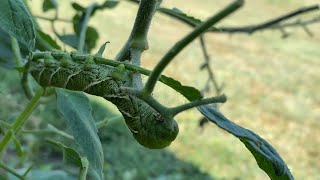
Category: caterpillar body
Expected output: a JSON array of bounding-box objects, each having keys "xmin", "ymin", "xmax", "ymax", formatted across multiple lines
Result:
[{"xmin": 29, "ymin": 54, "xmax": 179, "ymax": 149}]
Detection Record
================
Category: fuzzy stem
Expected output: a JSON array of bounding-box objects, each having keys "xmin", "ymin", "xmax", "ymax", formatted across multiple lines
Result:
[
  {"xmin": 131, "ymin": 48, "xmax": 144, "ymax": 89},
  {"xmin": 116, "ymin": 0, "xmax": 159, "ymax": 61},
  {"xmin": 143, "ymin": 0, "xmax": 244, "ymax": 96},
  {"xmin": 0, "ymin": 88, "xmax": 44, "ymax": 154},
  {"xmin": 79, "ymin": 157, "xmax": 89, "ymax": 180},
  {"xmin": 10, "ymin": 37, "xmax": 23, "ymax": 67},
  {"xmin": 11, "ymin": 36, "xmax": 34, "ymax": 100},
  {"xmin": 47, "ymin": 125, "xmax": 74, "ymax": 140},
  {"xmin": 170, "ymin": 94, "xmax": 227, "ymax": 116},
  {"xmin": 21, "ymin": 62, "xmax": 34, "ymax": 100},
  {"xmin": 96, "ymin": 116, "xmax": 123, "ymax": 129}
]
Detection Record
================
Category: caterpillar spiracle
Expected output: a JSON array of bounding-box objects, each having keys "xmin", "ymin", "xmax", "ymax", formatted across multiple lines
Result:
[{"xmin": 28, "ymin": 53, "xmax": 179, "ymax": 149}]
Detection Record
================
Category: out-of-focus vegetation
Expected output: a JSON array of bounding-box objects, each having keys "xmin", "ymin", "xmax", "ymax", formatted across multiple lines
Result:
[{"xmin": 0, "ymin": 0, "xmax": 319, "ymax": 179}]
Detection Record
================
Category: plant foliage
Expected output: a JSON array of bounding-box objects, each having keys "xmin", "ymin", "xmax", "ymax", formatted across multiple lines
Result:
[{"xmin": 2, "ymin": 0, "xmax": 318, "ymax": 179}]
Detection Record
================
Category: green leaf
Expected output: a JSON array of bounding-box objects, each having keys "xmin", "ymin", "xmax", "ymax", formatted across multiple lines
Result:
[
  {"xmin": 85, "ymin": 27, "xmax": 99, "ymax": 52},
  {"xmin": 99, "ymin": 0, "xmax": 119, "ymax": 9},
  {"xmin": 46, "ymin": 139, "xmax": 86, "ymax": 167},
  {"xmin": 37, "ymin": 30, "xmax": 61, "ymax": 50},
  {"xmin": 0, "ymin": 29, "xmax": 29, "ymax": 69},
  {"xmin": 57, "ymin": 34, "xmax": 79, "ymax": 49},
  {"xmin": 197, "ymin": 105, "xmax": 294, "ymax": 180},
  {"xmin": 42, "ymin": 0, "xmax": 58, "ymax": 12},
  {"xmin": 72, "ymin": 1, "xmax": 119, "ymax": 16},
  {"xmin": 0, "ymin": 0, "xmax": 36, "ymax": 50},
  {"xmin": 159, "ymin": 75, "xmax": 202, "ymax": 101},
  {"xmin": 57, "ymin": 29, "xmax": 98, "ymax": 52},
  {"xmin": 71, "ymin": 2, "xmax": 85, "ymax": 12},
  {"xmin": 0, "ymin": 29, "xmax": 16, "ymax": 68},
  {"xmin": 71, "ymin": 12, "xmax": 99, "ymax": 52},
  {"xmin": 56, "ymin": 89, "xmax": 104, "ymax": 180}
]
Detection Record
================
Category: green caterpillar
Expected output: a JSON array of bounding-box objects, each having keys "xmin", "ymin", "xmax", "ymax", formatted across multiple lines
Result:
[{"xmin": 29, "ymin": 53, "xmax": 179, "ymax": 149}]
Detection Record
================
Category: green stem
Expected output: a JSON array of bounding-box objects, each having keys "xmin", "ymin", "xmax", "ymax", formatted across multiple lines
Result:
[
  {"xmin": 11, "ymin": 35, "xmax": 34, "ymax": 100},
  {"xmin": 0, "ymin": 88, "xmax": 44, "ymax": 154},
  {"xmin": 170, "ymin": 94, "xmax": 227, "ymax": 116},
  {"xmin": 21, "ymin": 62, "xmax": 34, "ymax": 100},
  {"xmin": 10, "ymin": 37, "xmax": 23, "ymax": 67},
  {"xmin": 0, "ymin": 161, "xmax": 24, "ymax": 179},
  {"xmin": 96, "ymin": 116, "xmax": 123, "ymax": 129},
  {"xmin": 123, "ymin": 87, "xmax": 170, "ymax": 118},
  {"xmin": 47, "ymin": 125, "xmax": 74, "ymax": 140},
  {"xmin": 143, "ymin": 0, "xmax": 244, "ymax": 96},
  {"xmin": 78, "ymin": 3, "xmax": 97, "ymax": 53},
  {"xmin": 131, "ymin": 48, "xmax": 143, "ymax": 88},
  {"xmin": 116, "ymin": 0, "xmax": 159, "ymax": 61},
  {"xmin": 22, "ymin": 164, "xmax": 33, "ymax": 177},
  {"xmin": 79, "ymin": 157, "xmax": 89, "ymax": 180}
]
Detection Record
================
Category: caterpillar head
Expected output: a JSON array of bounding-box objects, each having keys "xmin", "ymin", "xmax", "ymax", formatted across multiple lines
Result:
[{"xmin": 132, "ymin": 112, "xmax": 179, "ymax": 149}]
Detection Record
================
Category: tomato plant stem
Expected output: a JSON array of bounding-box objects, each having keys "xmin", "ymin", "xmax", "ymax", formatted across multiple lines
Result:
[
  {"xmin": 116, "ymin": 0, "xmax": 159, "ymax": 61},
  {"xmin": 0, "ymin": 88, "xmax": 44, "ymax": 154},
  {"xmin": 143, "ymin": 0, "xmax": 244, "ymax": 96}
]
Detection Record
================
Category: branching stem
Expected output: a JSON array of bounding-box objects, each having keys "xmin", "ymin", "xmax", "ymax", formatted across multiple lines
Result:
[
  {"xmin": 143, "ymin": 0, "xmax": 244, "ymax": 96},
  {"xmin": 170, "ymin": 94, "xmax": 227, "ymax": 116},
  {"xmin": 216, "ymin": 4, "xmax": 320, "ymax": 34},
  {"xmin": 199, "ymin": 35, "xmax": 224, "ymax": 95},
  {"xmin": 116, "ymin": 0, "xmax": 159, "ymax": 61}
]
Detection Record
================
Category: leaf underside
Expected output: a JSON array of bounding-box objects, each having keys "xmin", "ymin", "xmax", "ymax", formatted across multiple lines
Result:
[
  {"xmin": 56, "ymin": 89, "xmax": 104, "ymax": 180},
  {"xmin": 198, "ymin": 105, "xmax": 294, "ymax": 180}
]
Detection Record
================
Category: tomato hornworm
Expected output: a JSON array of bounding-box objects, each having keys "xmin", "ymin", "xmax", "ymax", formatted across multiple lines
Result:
[{"xmin": 28, "ymin": 52, "xmax": 179, "ymax": 149}]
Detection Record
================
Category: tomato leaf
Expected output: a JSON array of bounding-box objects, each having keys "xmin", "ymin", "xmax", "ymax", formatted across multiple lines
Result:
[
  {"xmin": 56, "ymin": 89, "xmax": 104, "ymax": 180},
  {"xmin": 0, "ymin": 0, "xmax": 36, "ymax": 50},
  {"xmin": 198, "ymin": 105, "xmax": 294, "ymax": 180}
]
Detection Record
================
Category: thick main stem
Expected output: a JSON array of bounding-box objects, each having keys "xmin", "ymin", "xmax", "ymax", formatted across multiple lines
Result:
[
  {"xmin": 116, "ymin": 0, "xmax": 159, "ymax": 61},
  {"xmin": 143, "ymin": 0, "xmax": 244, "ymax": 96}
]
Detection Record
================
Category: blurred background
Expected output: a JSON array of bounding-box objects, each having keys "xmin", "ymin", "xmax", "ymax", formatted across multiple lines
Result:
[{"xmin": 0, "ymin": 0, "xmax": 319, "ymax": 179}]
